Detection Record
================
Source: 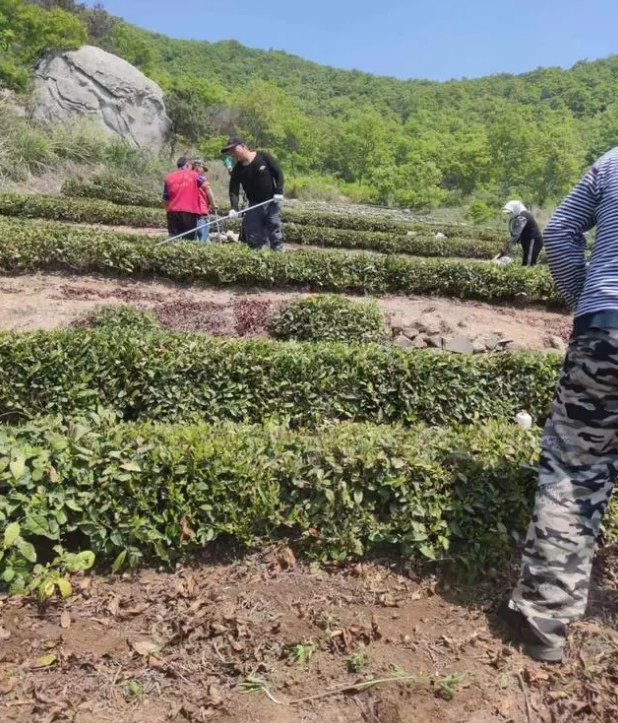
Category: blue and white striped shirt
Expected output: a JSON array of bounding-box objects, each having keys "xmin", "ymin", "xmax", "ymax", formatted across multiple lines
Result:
[{"xmin": 545, "ymin": 147, "xmax": 618, "ymax": 317}]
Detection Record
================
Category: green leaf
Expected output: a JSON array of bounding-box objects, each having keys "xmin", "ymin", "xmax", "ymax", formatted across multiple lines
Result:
[
  {"xmin": 120, "ymin": 461, "xmax": 141, "ymax": 472},
  {"xmin": 56, "ymin": 578, "xmax": 72, "ymax": 598},
  {"xmin": 9, "ymin": 453, "xmax": 25, "ymax": 481},
  {"xmin": 25, "ymin": 514, "xmax": 56, "ymax": 540},
  {"xmin": 418, "ymin": 544, "xmax": 436, "ymax": 561},
  {"xmin": 3, "ymin": 521, "xmax": 20, "ymax": 548},
  {"xmin": 66, "ymin": 550, "xmax": 95, "ymax": 572},
  {"xmin": 112, "ymin": 549, "xmax": 127, "ymax": 574},
  {"xmin": 16, "ymin": 539, "xmax": 36, "ymax": 563},
  {"xmin": 2, "ymin": 568, "xmax": 15, "ymax": 583}
]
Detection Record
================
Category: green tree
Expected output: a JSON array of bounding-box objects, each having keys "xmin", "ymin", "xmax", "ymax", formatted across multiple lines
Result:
[
  {"xmin": 0, "ymin": 0, "xmax": 86, "ymax": 87},
  {"xmin": 328, "ymin": 110, "xmax": 394, "ymax": 184}
]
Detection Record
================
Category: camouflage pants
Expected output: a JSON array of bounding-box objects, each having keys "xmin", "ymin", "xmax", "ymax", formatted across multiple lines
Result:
[{"xmin": 509, "ymin": 328, "xmax": 618, "ymax": 649}]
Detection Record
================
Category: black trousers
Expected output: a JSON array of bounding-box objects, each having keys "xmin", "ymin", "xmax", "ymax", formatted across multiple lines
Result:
[
  {"xmin": 167, "ymin": 212, "xmax": 200, "ymax": 240},
  {"xmin": 521, "ymin": 237, "xmax": 544, "ymax": 266}
]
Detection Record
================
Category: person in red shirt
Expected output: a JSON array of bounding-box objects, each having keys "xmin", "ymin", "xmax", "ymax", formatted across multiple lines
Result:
[
  {"xmin": 162, "ymin": 157, "xmax": 206, "ymax": 240},
  {"xmin": 192, "ymin": 160, "xmax": 217, "ymax": 242}
]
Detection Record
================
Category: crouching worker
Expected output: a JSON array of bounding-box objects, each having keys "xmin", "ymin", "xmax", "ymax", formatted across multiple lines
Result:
[{"xmin": 495, "ymin": 200, "xmax": 544, "ymax": 266}]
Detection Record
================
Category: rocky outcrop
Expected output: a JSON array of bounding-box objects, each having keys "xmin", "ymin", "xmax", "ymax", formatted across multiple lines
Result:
[{"xmin": 32, "ymin": 45, "xmax": 171, "ymax": 150}]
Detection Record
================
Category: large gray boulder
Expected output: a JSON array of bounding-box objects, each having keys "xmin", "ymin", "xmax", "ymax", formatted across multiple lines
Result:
[{"xmin": 32, "ymin": 45, "xmax": 171, "ymax": 150}]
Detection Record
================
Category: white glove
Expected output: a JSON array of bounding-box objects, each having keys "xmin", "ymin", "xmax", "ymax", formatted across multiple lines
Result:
[
  {"xmin": 228, "ymin": 209, "xmax": 238, "ymax": 218},
  {"xmin": 273, "ymin": 194, "xmax": 284, "ymax": 203}
]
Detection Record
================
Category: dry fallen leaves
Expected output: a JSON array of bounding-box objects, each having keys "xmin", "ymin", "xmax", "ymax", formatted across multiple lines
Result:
[
  {"xmin": 131, "ymin": 639, "xmax": 162, "ymax": 657},
  {"xmin": 0, "ymin": 678, "xmax": 18, "ymax": 695}
]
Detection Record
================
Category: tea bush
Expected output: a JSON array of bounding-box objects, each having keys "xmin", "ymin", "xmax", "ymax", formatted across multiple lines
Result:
[
  {"xmin": 267, "ymin": 295, "xmax": 386, "ymax": 342},
  {"xmin": 0, "ymin": 227, "xmax": 561, "ymax": 305},
  {"xmin": 284, "ymin": 224, "xmax": 501, "ymax": 259},
  {"xmin": 0, "ymin": 192, "xmax": 165, "ymax": 227},
  {"xmin": 60, "ymin": 180, "xmax": 502, "ymax": 242},
  {"xmin": 0, "ymin": 416, "xmax": 559, "ymax": 589},
  {"xmin": 0, "ymin": 328, "xmax": 560, "ymax": 426},
  {"xmin": 61, "ymin": 178, "xmax": 161, "ymax": 210},
  {"xmin": 85, "ymin": 305, "xmax": 159, "ymax": 332}
]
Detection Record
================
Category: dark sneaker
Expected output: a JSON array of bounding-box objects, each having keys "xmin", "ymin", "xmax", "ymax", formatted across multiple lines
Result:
[{"xmin": 496, "ymin": 599, "xmax": 565, "ymax": 664}]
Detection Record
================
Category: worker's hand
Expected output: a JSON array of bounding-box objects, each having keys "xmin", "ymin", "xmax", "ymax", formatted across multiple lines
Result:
[
  {"xmin": 273, "ymin": 194, "xmax": 284, "ymax": 203},
  {"xmin": 228, "ymin": 209, "xmax": 239, "ymax": 218}
]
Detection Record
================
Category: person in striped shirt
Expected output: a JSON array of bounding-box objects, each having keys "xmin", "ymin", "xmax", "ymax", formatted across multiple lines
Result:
[{"xmin": 499, "ymin": 147, "xmax": 618, "ymax": 663}]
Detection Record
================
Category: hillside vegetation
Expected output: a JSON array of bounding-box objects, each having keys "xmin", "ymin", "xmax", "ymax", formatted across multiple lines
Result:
[{"xmin": 3, "ymin": 0, "xmax": 618, "ymax": 212}]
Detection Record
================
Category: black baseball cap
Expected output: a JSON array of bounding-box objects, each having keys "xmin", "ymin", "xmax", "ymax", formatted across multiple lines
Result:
[{"xmin": 221, "ymin": 136, "xmax": 246, "ymax": 154}]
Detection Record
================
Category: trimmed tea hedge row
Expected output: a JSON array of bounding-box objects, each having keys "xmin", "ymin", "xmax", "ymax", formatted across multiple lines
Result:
[
  {"xmin": 0, "ymin": 211, "xmax": 499, "ymax": 262},
  {"xmin": 0, "ymin": 328, "xmax": 561, "ymax": 426},
  {"xmin": 59, "ymin": 180, "xmax": 503, "ymax": 242},
  {"xmin": 0, "ymin": 214, "xmax": 151, "ymax": 245},
  {"xmin": 0, "ymin": 192, "xmax": 165, "ymax": 228},
  {"xmin": 285, "ymin": 210, "xmax": 502, "ymax": 243},
  {"xmin": 61, "ymin": 178, "xmax": 161, "ymax": 209},
  {"xmin": 0, "ymin": 416, "xmax": 552, "ymax": 588},
  {"xmin": 284, "ymin": 223, "xmax": 500, "ymax": 259},
  {"xmin": 0, "ymin": 229, "xmax": 561, "ymax": 305}
]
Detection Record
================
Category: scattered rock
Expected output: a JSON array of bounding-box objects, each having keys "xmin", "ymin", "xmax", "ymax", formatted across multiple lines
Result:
[
  {"xmin": 473, "ymin": 333, "xmax": 503, "ymax": 351},
  {"xmin": 442, "ymin": 334, "xmax": 475, "ymax": 355},
  {"xmin": 546, "ymin": 335, "xmax": 566, "ymax": 352},
  {"xmin": 394, "ymin": 334, "xmax": 415, "ymax": 349},
  {"xmin": 389, "ymin": 315, "xmax": 406, "ymax": 335},
  {"xmin": 409, "ymin": 335, "xmax": 428, "ymax": 349},
  {"xmin": 434, "ymin": 232, "xmax": 447, "ymax": 239},
  {"xmin": 424, "ymin": 334, "xmax": 442, "ymax": 348},
  {"xmin": 226, "ymin": 230, "xmax": 239, "ymax": 242},
  {"xmin": 413, "ymin": 315, "xmax": 441, "ymax": 336},
  {"xmin": 472, "ymin": 338, "xmax": 486, "ymax": 354},
  {"xmin": 401, "ymin": 326, "xmax": 419, "ymax": 340},
  {"xmin": 439, "ymin": 319, "xmax": 454, "ymax": 335}
]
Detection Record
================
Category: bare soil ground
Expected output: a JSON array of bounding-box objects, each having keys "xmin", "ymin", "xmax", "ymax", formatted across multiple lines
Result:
[
  {"xmin": 0, "ymin": 273, "xmax": 571, "ymax": 350},
  {"xmin": 2, "ymin": 547, "xmax": 618, "ymax": 723}
]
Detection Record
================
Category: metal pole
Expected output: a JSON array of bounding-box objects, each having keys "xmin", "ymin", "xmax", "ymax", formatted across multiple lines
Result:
[{"xmin": 157, "ymin": 199, "xmax": 275, "ymax": 246}]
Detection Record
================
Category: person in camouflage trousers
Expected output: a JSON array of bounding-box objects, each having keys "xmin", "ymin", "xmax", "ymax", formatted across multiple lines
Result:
[{"xmin": 499, "ymin": 147, "xmax": 618, "ymax": 663}]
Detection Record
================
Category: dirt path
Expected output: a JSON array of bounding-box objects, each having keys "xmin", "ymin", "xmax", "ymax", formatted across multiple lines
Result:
[
  {"xmin": 0, "ymin": 273, "xmax": 570, "ymax": 350},
  {"xmin": 2, "ymin": 549, "xmax": 617, "ymax": 723}
]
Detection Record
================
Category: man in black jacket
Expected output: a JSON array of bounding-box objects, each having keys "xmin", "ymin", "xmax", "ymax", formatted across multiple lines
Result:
[{"xmin": 222, "ymin": 136, "xmax": 284, "ymax": 251}]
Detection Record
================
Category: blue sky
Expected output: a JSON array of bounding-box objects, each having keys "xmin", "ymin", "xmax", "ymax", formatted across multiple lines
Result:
[{"xmin": 91, "ymin": 0, "xmax": 618, "ymax": 81}]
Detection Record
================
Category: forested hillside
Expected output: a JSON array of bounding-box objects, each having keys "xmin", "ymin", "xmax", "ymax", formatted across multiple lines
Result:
[{"xmin": 3, "ymin": 0, "xmax": 618, "ymax": 211}]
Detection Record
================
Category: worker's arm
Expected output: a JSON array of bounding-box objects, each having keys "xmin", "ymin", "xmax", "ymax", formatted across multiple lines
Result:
[
  {"xmin": 229, "ymin": 166, "xmax": 241, "ymax": 211},
  {"xmin": 206, "ymin": 185, "xmax": 217, "ymax": 212},
  {"xmin": 497, "ymin": 215, "xmax": 528, "ymax": 257},
  {"xmin": 264, "ymin": 153, "xmax": 284, "ymax": 195},
  {"xmin": 544, "ymin": 166, "xmax": 601, "ymax": 309},
  {"xmin": 509, "ymin": 215, "xmax": 528, "ymax": 244}
]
